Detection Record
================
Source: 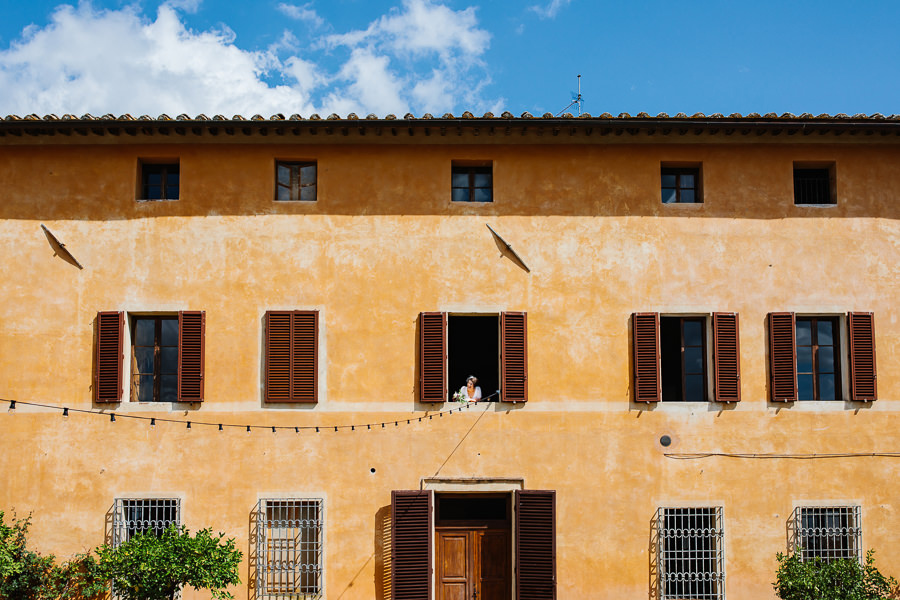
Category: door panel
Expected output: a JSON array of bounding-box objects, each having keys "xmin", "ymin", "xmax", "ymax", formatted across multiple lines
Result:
[
  {"xmin": 439, "ymin": 531, "xmax": 471, "ymax": 600},
  {"xmin": 438, "ymin": 529, "xmax": 510, "ymax": 600},
  {"xmin": 478, "ymin": 530, "xmax": 510, "ymax": 600}
]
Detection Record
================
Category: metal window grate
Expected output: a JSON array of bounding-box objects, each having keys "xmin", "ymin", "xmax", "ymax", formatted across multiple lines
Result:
[
  {"xmin": 793, "ymin": 168, "xmax": 833, "ymax": 204},
  {"xmin": 658, "ymin": 507, "xmax": 725, "ymax": 600},
  {"xmin": 796, "ymin": 506, "xmax": 861, "ymax": 562},
  {"xmin": 112, "ymin": 498, "xmax": 181, "ymax": 547},
  {"xmin": 257, "ymin": 499, "xmax": 324, "ymax": 600}
]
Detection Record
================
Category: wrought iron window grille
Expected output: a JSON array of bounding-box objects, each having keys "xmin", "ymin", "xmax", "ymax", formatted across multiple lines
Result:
[
  {"xmin": 657, "ymin": 507, "xmax": 725, "ymax": 600},
  {"xmin": 112, "ymin": 498, "xmax": 181, "ymax": 546},
  {"xmin": 256, "ymin": 499, "xmax": 324, "ymax": 600},
  {"xmin": 793, "ymin": 506, "xmax": 861, "ymax": 563}
]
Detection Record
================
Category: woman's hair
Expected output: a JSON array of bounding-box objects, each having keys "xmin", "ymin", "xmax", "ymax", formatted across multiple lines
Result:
[{"xmin": 466, "ymin": 375, "xmax": 478, "ymax": 385}]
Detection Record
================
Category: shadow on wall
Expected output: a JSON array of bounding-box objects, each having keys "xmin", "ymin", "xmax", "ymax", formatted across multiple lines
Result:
[
  {"xmin": 375, "ymin": 505, "xmax": 391, "ymax": 600},
  {"xmin": 248, "ymin": 508, "xmax": 259, "ymax": 600},
  {"xmin": 648, "ymin": 511, "xmax": 659, "ymax": 600}
]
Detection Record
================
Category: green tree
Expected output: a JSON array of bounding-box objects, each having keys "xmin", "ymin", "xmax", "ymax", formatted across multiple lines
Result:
[
  {"xmin": 97, "ymin": 526, "xmax": 242, "ymax": 600},
  {"xmin": 774, "ymin": 549, "xmax": 898, "ymax": 600}
]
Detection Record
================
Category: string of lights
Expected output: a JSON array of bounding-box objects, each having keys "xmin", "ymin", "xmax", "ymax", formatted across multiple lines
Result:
[
  {"xmin": 665, "ymin": 452, "xmax": 900, "ymax": 460},
  {"xmin": 2, "ymin": 398, "xmax": 487, "ymax": 432}
]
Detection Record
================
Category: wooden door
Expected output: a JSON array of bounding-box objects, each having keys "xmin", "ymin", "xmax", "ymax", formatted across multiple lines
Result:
[{"xmin": 438, "ymin": 529, "xmax": 510, "ymax": 600}]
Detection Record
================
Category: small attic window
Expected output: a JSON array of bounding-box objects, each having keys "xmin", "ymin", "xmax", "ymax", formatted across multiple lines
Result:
[
  {"xmin": 452, "ymin": 162, "xmax": 492, "ymax": 202},
  {"xmin": 139, "ymin": 160, "xmax": 180, "ymax": 201}
]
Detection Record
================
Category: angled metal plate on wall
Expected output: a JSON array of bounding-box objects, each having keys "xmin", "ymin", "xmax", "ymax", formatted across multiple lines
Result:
[{"xmin": 486, "ymin": 223, "xmax": 530, "ymax": 273}]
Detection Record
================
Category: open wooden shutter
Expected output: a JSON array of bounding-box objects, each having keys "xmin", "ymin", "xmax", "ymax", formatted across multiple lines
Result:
[
  {"xmin": 419, "ymin": 312, "xmax": 446, "ymax": 403},
  {"xmin": 768, "ymin": 312, "xmax": 796, "ymax": 402},
  {"xmin": 632, "ymin": 313, "xmax": 660, "ymax": 402},
  {"xmin": 713, "ymin": 313, "xmax": 741, "ymax": 402},
  {"xmin": 391, "ymin": 490, "xmax": 432, "ymax": 600},
  {"xmin": 516, "ymin": 490, "xmax": 556, "ymax": 600},
  {"xmin": 265, "ymin": 311, "xmax": 318, "ymax": 403},
  {"xmin": 178, "ymin": 311, "xmax": 205, "ymax": 402},
  {"xmin": 94, "ymin": 311, "xmax": 124, "ymax": 402},
  {"xmin": 501, "ymin": 312, "xmax": 528, "ymax": 402},
  {"xmin": 848, "ymin": 312, "xmax": 877, "ymax": 401}
]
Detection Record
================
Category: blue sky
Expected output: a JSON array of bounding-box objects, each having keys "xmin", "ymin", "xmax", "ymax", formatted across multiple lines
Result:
[{"xmin": 0, "ymin": 0, "xmax": 898, "ymax": 117}]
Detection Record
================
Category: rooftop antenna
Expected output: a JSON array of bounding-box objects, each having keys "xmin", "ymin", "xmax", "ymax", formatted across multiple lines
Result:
[{"xmin": 556, "ymin": 74, "xmax": 583, "ymax": 116}]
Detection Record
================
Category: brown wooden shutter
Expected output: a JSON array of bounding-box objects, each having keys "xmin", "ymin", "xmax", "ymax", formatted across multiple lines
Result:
[
  {"xmin": 419, "ymin": 312, "xmax": 446, "ymax": 403},
  {"xmin": 265, "ymin": 311, "xmax": 318, "ymax": 403},
  {"xmin": 391, "ymin": 490, "xmax": 432, "ymax": 600},
  {"xmin": 848, "ymin": 312, "xmax": 877, "ymax": 401},
  {"xmin": 632, "ymin": 313, "xmax": 660, "ymax": 402},
  {"xmin": 94, "ymin": 311, "xmax": 124, "ymax": 403},
  {"xmin": 768, "ymin": 312, "xmax": 796, "ymax": 402},
  {"xmin": 178, "ymin": 311, "xmax": 205, "ymax": 402},
  {"xmin": 501, "ymin": 312, "xmax": 528, "ymax": 402},
  {"xmin": 516, "ymin": 490, "xmax": 556, "ymax": 600},
  {"xmin": 713, "ymin": 312, "xmax": 741, "ymax": 402}
]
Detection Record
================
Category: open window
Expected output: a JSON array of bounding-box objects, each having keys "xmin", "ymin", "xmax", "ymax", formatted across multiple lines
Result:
[
  {"xmin": 632, "ymin": 313, "xmax": 740, "ymax": 403},
  {"xmin": 768, "ymin": 312, "xmax": 876, "ymax": 402},
  {"xmin": 418, "ymin": 312, "xmax": 527, "ymax": 403},
  {"xmin": 93, "ymin": 311, "xmax": 205, "ymax": 403}
]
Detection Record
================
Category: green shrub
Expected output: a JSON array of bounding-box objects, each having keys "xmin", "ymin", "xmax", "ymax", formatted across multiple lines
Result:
[
  {"xmin": 0, "ymin": 510, "xmax": 106, "ymax": 600},
  {"xmin": 774, "ymin": 549, "xmax": 898, "ymax": 600},
  {"xmin": 97, "ymin": 525, "xmax": 242, "ymax": 600}
]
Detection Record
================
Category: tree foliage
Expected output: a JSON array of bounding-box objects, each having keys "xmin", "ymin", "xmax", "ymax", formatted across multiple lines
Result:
[
  {"xmin": 774, "ymin": 550, "xmax": 899, "ymax": 600},
  {"xmin": 1, "ymin": 510, "xmax": 241, "ymax": 600},
  {"xmin": 97, "ymin": 526, "xmax": 242, "ymax": 600},
  {"xmin": 0, "ymin": 510, "xmax": 106, "ymax": 600}
]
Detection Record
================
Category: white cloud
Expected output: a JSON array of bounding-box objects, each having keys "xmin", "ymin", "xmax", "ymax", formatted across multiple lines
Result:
[
  {"xmin": 276, "ymin": 3, "xmax": 324, "ymax": 28},
  {"xmin": 530, "ymin": 0, "xmax": 572, "ymax": 19},
  {"xmin": 0, "ymin": 1, "xmax": 501, "ymax": 117}
]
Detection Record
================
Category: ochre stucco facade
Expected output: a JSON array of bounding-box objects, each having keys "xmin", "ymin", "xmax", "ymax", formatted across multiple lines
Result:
[{"xmin": 1, "ymin": 115, "xmax": 898, "ymax": 599}]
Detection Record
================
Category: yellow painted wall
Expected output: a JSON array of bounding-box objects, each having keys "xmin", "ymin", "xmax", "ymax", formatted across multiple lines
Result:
[{"xmin": 1, "ymin": 134, "xmax": 898, "ymax": 599}]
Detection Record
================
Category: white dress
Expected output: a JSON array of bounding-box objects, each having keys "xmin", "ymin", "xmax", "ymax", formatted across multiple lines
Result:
[{"xmin": 459, "ymin": 385, "xmax": 482, "ymax": 402}]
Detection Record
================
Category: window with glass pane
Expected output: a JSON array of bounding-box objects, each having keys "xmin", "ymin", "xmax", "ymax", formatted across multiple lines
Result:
[
  {"xmin": 661, "ymin": 317, "xmax": 707, "ymax": 401},
  {"xmin": 796, "ymin": 317, "xmax": 840, "ymax": 400},
  {"xmin": 451, "ymin": 165, "xmax": 492, "ymax": 202},
  {"xmin": 661, "ymin": 167, "xmax": 701, "ymax": 204},
  {"xmin": 140, "ymin": 163, "xmax": 179, "ymax": 200},
  {"xmin": 131, "ymin": 316, "xmax": 178, "ymax": 402},
  {"xmin": 276, "ymin": 161, "xmax": 317, "ymax": 201},
  {"xmin": 258, "ymin": 499, "xmax": 324, "ymax": 599}
]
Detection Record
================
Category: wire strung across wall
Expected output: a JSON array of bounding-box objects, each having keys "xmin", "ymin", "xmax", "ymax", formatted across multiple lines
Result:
[
  {"xmin": 665, "ymin": 452, "xmax": 900, "ymax": 460},
  {"xmin": 2, "ymin": 398, "xmax": 488, "ymax": 432}
]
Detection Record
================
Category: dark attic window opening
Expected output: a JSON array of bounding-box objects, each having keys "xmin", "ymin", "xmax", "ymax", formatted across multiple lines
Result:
[{"xmin": 448, "ymin": 314, "xmax": 499, "ymax": 402}]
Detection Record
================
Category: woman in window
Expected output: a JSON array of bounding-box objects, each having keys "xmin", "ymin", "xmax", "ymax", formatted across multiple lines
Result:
[{"xmin": 455, "ymin": 375, "xmax": 482, "ymax": 403}]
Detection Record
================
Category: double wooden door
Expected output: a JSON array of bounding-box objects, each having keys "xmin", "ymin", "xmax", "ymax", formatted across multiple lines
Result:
[{"xmin": 437, "ymin": 528, "xmax": 510, "ymax": 600}]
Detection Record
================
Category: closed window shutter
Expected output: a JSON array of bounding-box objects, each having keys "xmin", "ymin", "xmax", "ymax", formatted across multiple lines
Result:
[
  {"xmin": 501, "ymin": 312, "xmax": 528, "ymax": 402},
  {"xmin": 848, "ymin": 312, "xmax": 877, "ymax": 401},
  {"xmin": 94, "ymin": 311, "xmax": 124, "ymax": 403},
  {"xmin": 391, "ymin": 490, "xmax": 432, "ymax": 600},
  {"xmin": 178, "ymin": 311, "xmax": 205, "ymax": 402},
  {"xmin": 516, "ymin": 490, "xmax": 556, "ymax": 600},
  {"xmin": 713, "ymin": 312, "xmax": 741, "ymax": 402},
  {"xmin": 768, "ymin": 312, "xmax": 796, "ymax": 401},
  {"xmin": 419, "ymin": 312, "xmax": 446, "ymax": 403},
  {"xmin": 265, "ymin": 311, "xmax": 318, "ymax": 403},
  {"xmin": 292, "ymin": 311, "xmax": 318, "ymax": 403},
  {"xmin": 632, "ymin": 313, "xmax": 661, "ymax": 402}
]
